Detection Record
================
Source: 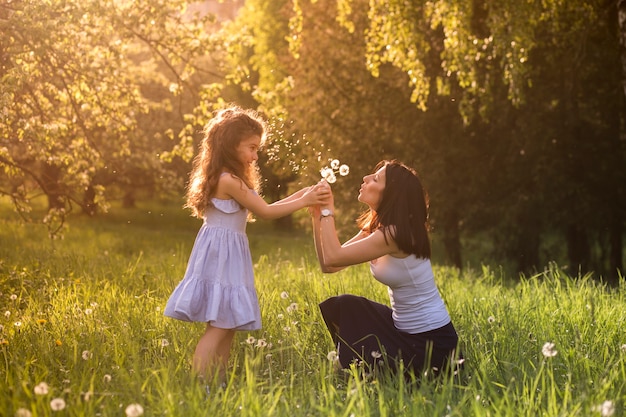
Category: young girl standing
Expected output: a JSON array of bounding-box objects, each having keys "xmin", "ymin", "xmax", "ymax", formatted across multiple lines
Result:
[{"xmin": 164, "ymin": 106, "xmax": 328, "ymax": 386}]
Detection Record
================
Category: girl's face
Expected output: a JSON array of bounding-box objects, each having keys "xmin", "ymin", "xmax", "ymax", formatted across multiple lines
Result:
[
  {"xmin": 236, "ymin": 135, "xmax": 261, "ymax": 166},
  {"xmin": 358, "ymin": 165, "xmax": 386, "ymax": 210}
]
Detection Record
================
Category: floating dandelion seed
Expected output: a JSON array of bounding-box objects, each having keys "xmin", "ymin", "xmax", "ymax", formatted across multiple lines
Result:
[
  {"xmin": 541, "ymin": 342, "xmax": 558, "ymax": 358},
  {"xmin": 125, "ymin": 403, "xmax": 144, "ymax": 417},
  {"xmin": 34, "ymin": 382, "xmax": 50, "ymax": 395},
  {"xmin": 50, "ymin": 398, "xmax": 66, "ymax": 411}
]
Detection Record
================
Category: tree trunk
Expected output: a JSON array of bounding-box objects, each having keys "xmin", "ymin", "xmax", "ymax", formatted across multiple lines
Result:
[
  {"xmin": 40, "ymin": 162, "xmax": 65, "ymax": 210},
  {"xmin": 441, "ymin": 208, "xmax": 462, "ymax": 270}
]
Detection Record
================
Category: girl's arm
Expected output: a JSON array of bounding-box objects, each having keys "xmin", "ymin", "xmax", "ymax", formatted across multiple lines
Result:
[{"xmin": 218, "ymin": 174, "xmax": 328, "ymax": 220}]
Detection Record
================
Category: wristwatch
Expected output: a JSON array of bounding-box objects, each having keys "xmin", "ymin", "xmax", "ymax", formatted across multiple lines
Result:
[{"xmin": 320, "ymin": 208, "xmax": 334, "ymax": 219}]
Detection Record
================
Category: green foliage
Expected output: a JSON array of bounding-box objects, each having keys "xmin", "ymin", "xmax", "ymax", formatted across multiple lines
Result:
[{"xmin": 0, "ymin": 202, "xmax": 625, "ymax": 416}]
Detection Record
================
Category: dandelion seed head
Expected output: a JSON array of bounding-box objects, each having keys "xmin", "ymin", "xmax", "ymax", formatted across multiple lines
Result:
[
  {"xmin": 84, "ymin": 308, "xmax": 93, "ymax": 315},
  {"xmin": 34, "ymin": 382, "xmax": 50, "ymax": 395},
  {"xmin": 286, "ymin": 302, "xmax": 298, "ymax": 313},
  {"xmin": 10, "ymin": 294, "xmax": 17, "ymax": 301},
  {"xmin": 339, "ymin": 164, "xmax": 349, "ymax": 176},
  {"xmin": 81, "ymin": 350, "xmax": 92, "ymax": 360},
  {"xmin": 280, "ymin": 291, "xmax": 289, "ymax": 299},
  {"xmin": 125, "ymin": 403, "xmax": 144, "ymax": 417},
  {"xmin": 592, "ymin": 400, "xmax": 615, "ymax": 417},
  {"xmin": 542, "ymin": 342, "xmax": 558, "ymax": 358},
  {"xmin": 256, "ymin": 339, "xmax": 267, "ymax": 348},
  {"xmin": 49, "ymin": 397, "xmax": 66, "ymax": 411},
  {"xmin": 4, "ymin": 311, "xmax": 10, "ymax": 318},
  {"xmin": 161, "ymin": 339, "xmax": 170, "ymax": 347},
  {"xmin": 246, "ymin": 336, "xmax": 256, "ymax": 345},
  {"xmin": 487, "ymin": 316, "xmax": 495, "ymax": 323},
  {"xmin": 620, "ymin": 344, "xmax": 626, "ymax": 352},
  {"xmin": 371, "ymin": 351, "xmax": 382, "ymax": 359},
  {"xmin": 15, "ymin": 408, "xmax": 32, "ymax": 417},
  {"xmin": 103, "ymin": 374, "xmax": 112, "ymax": 383},
  {"xmin": 327, "ymin": 350, "xmax": 338, "ymax": 362}
]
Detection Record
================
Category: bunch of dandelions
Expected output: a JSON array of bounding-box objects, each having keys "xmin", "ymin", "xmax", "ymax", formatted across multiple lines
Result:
[{"xmin": 320, "ymin": 159, "xmax": 349, "ymax": 184}]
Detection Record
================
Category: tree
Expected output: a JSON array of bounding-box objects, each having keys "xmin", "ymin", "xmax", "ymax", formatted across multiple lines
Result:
[{"xmin": 0, "ymin": 0, "xmax": 223, "ymax": 231}]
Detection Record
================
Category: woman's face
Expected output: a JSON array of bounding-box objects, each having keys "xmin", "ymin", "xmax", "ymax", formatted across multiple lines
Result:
[
  {"xmin": 236, "ymin": 135, "xmax": 261, "ymax": 166},
  {"xmin": 358, "ymin": 165, "xmax": 386, "ymax": 210}
]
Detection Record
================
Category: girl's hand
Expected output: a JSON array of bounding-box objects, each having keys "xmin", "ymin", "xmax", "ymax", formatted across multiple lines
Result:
[{"xmin": 303, "ymin": 182, "xmax": 331, "ymax": 206}]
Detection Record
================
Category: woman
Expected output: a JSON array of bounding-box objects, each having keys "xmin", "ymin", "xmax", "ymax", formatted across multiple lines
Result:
[{"xmin": 311, "ymin": 160, "xmax": 461, "ymax": 376}]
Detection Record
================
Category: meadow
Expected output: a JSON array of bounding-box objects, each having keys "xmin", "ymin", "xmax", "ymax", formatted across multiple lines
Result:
[{"xmin": 0, "ymin": 202, "xmax": 624, "ymax": 417}]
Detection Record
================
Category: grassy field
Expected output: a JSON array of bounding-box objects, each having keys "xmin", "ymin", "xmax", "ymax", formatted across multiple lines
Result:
[{"xmin": 0, "ymin": 202, "xmax": 625, "ymax": 416}]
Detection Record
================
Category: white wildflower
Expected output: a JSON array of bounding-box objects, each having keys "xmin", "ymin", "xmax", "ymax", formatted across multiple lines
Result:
[
  {"xmin": 541, "ymin": 342, "xmax": 558, "ymax": 358},
  {"xmin": 15, "ymin": 408, "xmax": 32, "ymax": 417},
  {"xmin": 125, "ymin": 403, "xmax": 144, "ymax": 417},
  {"xmin": 592, "ymin": 400, "xmax": 615, "ymax": 417},
  {"xmin": 34, "ymin": 382, "xmax": 50, "ymax": 395},
  {"xmin": 50, "ymin": 398, "xmax": 66, "ymax": 411}
]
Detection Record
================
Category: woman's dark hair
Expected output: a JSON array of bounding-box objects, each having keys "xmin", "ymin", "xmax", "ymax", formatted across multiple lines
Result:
[{"xmin": 357, "ymin": 160, "xmax": 431, "ymax": 258}]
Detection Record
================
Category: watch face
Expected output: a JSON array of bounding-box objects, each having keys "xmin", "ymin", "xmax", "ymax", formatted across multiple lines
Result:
[{"xmin": 321, "ymin": 209, "xmax": 331, "ymax": 216}]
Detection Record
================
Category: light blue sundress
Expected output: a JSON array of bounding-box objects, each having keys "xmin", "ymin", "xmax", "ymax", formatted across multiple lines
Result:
[{"xmin": 164, "ymin": 197, "xmax": 261, "ymax": 330}]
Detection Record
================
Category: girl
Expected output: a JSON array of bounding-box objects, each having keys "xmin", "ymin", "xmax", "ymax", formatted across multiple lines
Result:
[
  {"xmin": 164, "ymin": 106, "xmax": 328, "ymax": 386},
  {"xmin": 310, "ymin": 160, "xmax": 461, "ymax": 378}
]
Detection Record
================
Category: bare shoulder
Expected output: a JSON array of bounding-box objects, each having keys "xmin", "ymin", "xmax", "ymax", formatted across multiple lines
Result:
[{"xmin": 215, "ymin": 172, "xmax": 249, "ymax": 199}]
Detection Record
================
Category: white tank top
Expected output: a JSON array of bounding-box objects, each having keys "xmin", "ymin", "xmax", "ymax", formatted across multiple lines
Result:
[{"xmin": 370, "ymin": 255, "xmax": 450, "ymax": 333}]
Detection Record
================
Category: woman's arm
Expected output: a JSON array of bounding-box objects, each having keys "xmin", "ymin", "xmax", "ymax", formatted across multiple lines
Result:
[{"xmin": 318, "ymin": 215, "xmax": 399, "ymax": 268}]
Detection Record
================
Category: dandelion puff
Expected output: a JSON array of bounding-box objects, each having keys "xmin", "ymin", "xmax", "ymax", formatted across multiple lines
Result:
[
  {"xmin": 83, "ymin": 390, "xmax": 93, "ymax": 401},
  {"xmin": 620, "ymin": 344, "xmax": 626, "ymax": 352},
  {"xmin": 286, "ymin": 302, "xmax": 298, "ymax": 313},
  {"xmin": 277, "ymin": 313, "xmax": 284, "ymax": 320},
  {"xmin": 542, "ymin": 342, "xmax": 558, "ymax": 358},
  {"xmin": 487, "ymin": 316, "xmax": 495, "ymax": 324},
  {"xmin": 326, "ymin": 174, "xmax": 337, "ymax": 184},
  {"xmin": 84, "ymin": 308, "xmax": 93, "ymax": 315},
  {"xmin": 125, "ymin": 403, "xmax": 144, "ymax": 417},
  {"xmin": 327, "ymin": 350, "xmax": 338, "ymax": 362},
  {"xmin": 50, "ymin": 398, "xmax": 66, "ymax": 411},
  {"xmin": 592, "ymin": 400, "xmax": 615, "ymax": 417},
  {"xmin": 280, "ymin": 291, "xmax": 289, "ymax": 299},
  {"xmin": 371, "ymin": 351, "xmax": 382, "ymax": 359},
  {"xmin": 256, "ymin": 339, "xmax": 267, "ymax": 348},
  {"xmin": 15, "ymin": 408, "xmax": 32, "ymax": 417},
  {"xmin": 103, "ymin": 374, "xmax": 112, "ymax": 383},
  {"xmin": 339, "ymin": 164, "xmax": 349, "ymax": 176},
  {"xmin": 81, "ymin": 350, "xmax": 92, "ymax": 360},
  {"xmin": 246, "ymin": 336, "xmax": 256, "ymax": 345},
  {"xmin": 4, "ymin": 311, "xmax": 10, "ymax": 318},
  {"xmin": 10, "ymin": 294, "xmax": 17, "ymax": 301},
  {"xmin": 34, "ymin": 382, "xmax": 50, "ymax": 395}
]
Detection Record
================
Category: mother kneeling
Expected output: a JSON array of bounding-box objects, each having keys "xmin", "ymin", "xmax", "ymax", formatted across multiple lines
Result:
[{"xmin": 311, "ymin": 160, "xmax": 462, "ymax": 377}]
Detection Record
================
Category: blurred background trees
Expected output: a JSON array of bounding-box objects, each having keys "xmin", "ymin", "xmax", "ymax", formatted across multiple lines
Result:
[{"xmin": 1, "ymin": 0, "xmax": 624, "ymax": 281}]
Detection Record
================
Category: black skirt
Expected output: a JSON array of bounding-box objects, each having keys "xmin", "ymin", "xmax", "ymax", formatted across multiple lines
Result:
[{"xmin": 319, "ymin": 294, "xmax": 460, "ymax": 375}]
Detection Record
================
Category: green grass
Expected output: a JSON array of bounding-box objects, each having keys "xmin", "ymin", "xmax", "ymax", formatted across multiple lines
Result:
[{"xmin": 0, "ymin": 201, "xmax": 625, "ymax": 416}]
